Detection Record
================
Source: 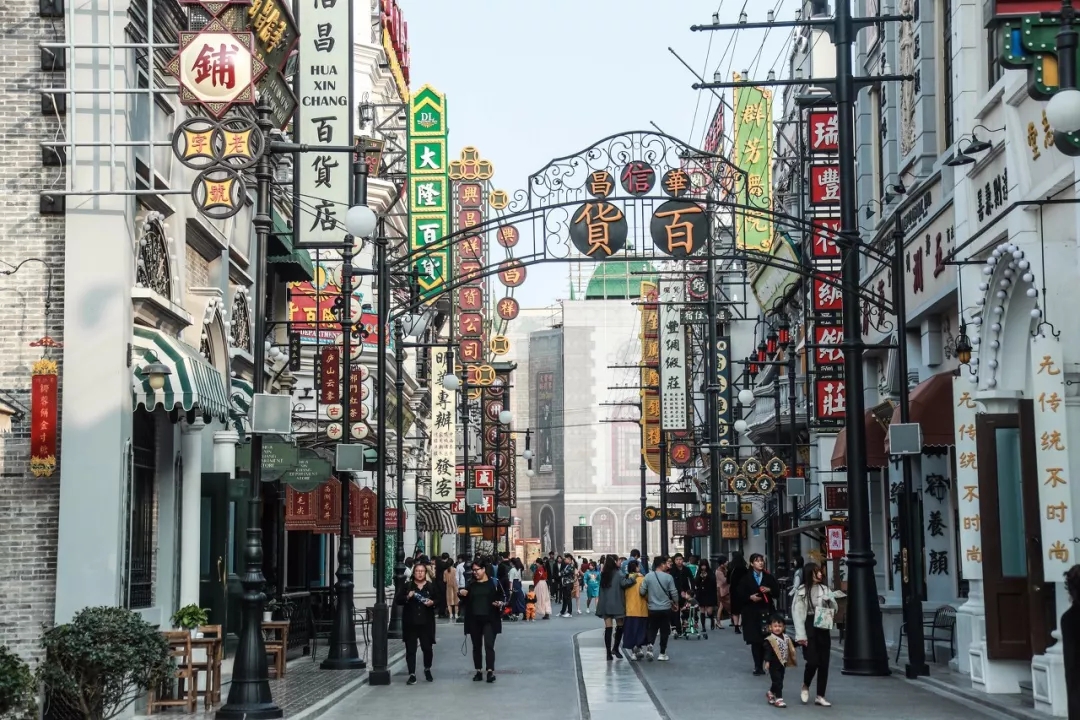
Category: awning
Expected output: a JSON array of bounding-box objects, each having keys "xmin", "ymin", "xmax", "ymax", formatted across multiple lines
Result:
[
  {"xmin": 229, "ymin": 377, "xmax": 253, "ymax": 436},
  {"xmin": 777, "ymin": 516, "xmax": 846, "ymax": 538},
  {"xmin": 416, "ymin": 499, "xmax": 456, "ymax": 535},
  {"xmin": 267, "ymin": 207, "xmax": 315, "ymax": 282},
  {"xmin": 132, "ymin": 326, "xmax": 230, "ymax": 422},
  {"xmin": 887, "ymin": 371, "xmax": 955, "ymax": 448},
  {"xmin": 830, "ymin": 410, "xmax": 889, "ymax": 470}
]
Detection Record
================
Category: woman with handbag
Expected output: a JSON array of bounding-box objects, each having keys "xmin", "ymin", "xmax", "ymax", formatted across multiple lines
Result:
[
  {"xmin": 790, "ymin": 562, "xmax": 837, "ymax": 706},
  {"xmin": 735, "ymin": 553, "xmax": 781, "ymax": 675}
]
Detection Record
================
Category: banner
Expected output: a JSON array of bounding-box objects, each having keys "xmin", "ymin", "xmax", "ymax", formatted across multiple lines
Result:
[
  {"xmin": 410, "ymin": 85, "xmax": 451, "ymax": 302},
  {"xmin": 658, "ymin": 279, "xmax": 687, "ymax": 430},
  {"xmin": 30, "ymin": 359, "xmax": 58, "ymax": 477},
  {"xmin": 639, "ymin": 281, "xmax": 661, "ymax": 473},
  {"xmin": 430, "ymin": 345, "xmax": 457, "ymax": 502},
  {"xmin": 732, "ymin": 74, "xmax": 773, "ymax": 252},
  {"xmin": 953, "ymin": 377, "xmax": 983, "ymax": 580}
]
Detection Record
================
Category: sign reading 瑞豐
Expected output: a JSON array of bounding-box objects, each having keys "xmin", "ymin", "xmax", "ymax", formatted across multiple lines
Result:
[
  {"xmin": 953, "ymin": 376, "xmax": 983, "ymax": 580},
  {"xmin": 732, "ymin": 74, "xmax": 773, "ymax": 252},
  {"xmin": 296, "ymin": 0, "xmax": 352, "ymax": 248},
  {"xmin": 430, "ymin": 346, "xmax": 457, "ymax": 502},
  {"xmin": 1030, "ymin": 335, "xmax": 1075, "ymax": 580},
  {"xmin": 658, "ymin": 279, "xmax": 687, "ymax": 430},
  {"xmin": 410, "ymin": 85, "xmax": 451, "ymax": 302}
]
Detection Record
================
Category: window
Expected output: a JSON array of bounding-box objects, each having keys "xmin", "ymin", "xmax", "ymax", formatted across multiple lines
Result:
[
  {"xmin": 940, "ymin": 0, "xmax": 955, "ymax": 150},
  {"xmin": 987, "ymin": 26, "xmax": 1005, "ymax": 89},
  {"xmin": 593, "ymin": 510, "xmax": 616, "ymax": 554},
  {"xmin": 624, "ymin": 510, "xmax": 641, "ymax": 554},
  {"xmin": 125, "ymin": 410, "xmax": 158, "ymax": 609}
]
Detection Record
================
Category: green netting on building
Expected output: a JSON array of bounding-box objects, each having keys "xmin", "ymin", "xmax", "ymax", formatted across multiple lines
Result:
[{"xmin": 583, "ymin": 261, "xmax": 658, "ymax": 300}]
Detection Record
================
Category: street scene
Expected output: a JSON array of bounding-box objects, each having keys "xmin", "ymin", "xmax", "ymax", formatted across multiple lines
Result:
[{"xmin": 1, "ymin": 0, "xmax": 1079, "ymax": 719}]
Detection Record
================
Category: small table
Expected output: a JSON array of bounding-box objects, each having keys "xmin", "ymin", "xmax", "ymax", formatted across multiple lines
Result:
[
  {"xmin": 190, "ymin": 635, "xmax": 223, "ymax": 708},
  {"xmin": 262, "ymin": 621, "xmax": 290, "ymax": 678}
]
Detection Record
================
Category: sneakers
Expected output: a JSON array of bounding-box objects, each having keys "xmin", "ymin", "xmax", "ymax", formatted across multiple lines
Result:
[
  {"xmin": 815, "ymin": 697, "xmax": 832, "ymax": 707},
  {"xmin": 800, "ymin": 688, "xmax": 809, "ymax": 704},
  {"xmin": 406, "ymin": 675, "xmax": 417, "ymax": 685},
  {"xmin": 657, "ymin": 653, "xmax": 669, "ymax": 661},
  {"xmin": 645, "ymin": 645, "xmax": 654, "ymax": 661},
  {"xmin": 473, "ymin": 671, "xmax": 483, "ymax": 682},
  {"xmin": 424, "ymin": 669, "xmax": 433, "ymax": 682}
]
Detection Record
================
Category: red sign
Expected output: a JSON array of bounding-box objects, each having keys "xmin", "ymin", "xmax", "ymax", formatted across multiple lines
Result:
[
  {"xmin": 475, "ymin": 493, "xmax": 495, "ymax": 514},
  {"xmin": 702, "ymin": 105, "xmax": 725, "ymax": 155},
  {"xmin": 495, "ymin": 226, "xmax": 519, "ymax": 248},
  {"xmin": 381, "ymin": 0, "xmax": 410, "ymax": 83},
  {"xmin": 811, "ymin": 218, "xmax": 841, "ymax": 258},
  {"xmin": 670, "ymin": 441, "xmax": 693, "ymax": 466},
  {"xmin": 815, "ymin": 379, "xmax": 847, "ymax": 419},
  {"xmin": 319, "ymin": 346, "xmax": 341, "ymax": 404},
  {"xmin": 285, "ymin": 486, "xmax": 317, "ymax": 531},
  {"xmin": 823, "ymin": 483, "xmax": 849, "ymax": 511},
  {"xmin": 460, "ymin": 338, "xmax": 483, "ymax": 364},
  {"xmin": 288, "ymin": 283, "xmax": 380, "ymax": 347},
  {"xmin": 451, "ymin": 497, "xmax": 466, "ymax": 514},
  {"xmin": 459, "ymin": 312, "xmax": 484, "ymax": 337},
  {"xmin": 456, "ymin": 465, "xmax": 495, "ymax": 489},
  {"xmin": 813, "ymin": 325, "xmax": 845, "ymax": 365},
  {"xmin": 808, "ymin": 111, "xmax": 839, "ymax": 153},
  {"xmin": 314, "ymin": 477, "xmax": 342, "ymax": 533},
  {"xmin": 809, "ymin": 164, "xmax": 841, "ymax": 205},
  {"xmin": 352, "ymin": 486, "xmax": 377, "ymax": 537},
  {"xmin": 459, "ymin": 209, "xmax": 482, "ymax": 230},
  {"xmin": 385, "ymin": 507, "xmax": 406, "ymax": 529},
  {"xmin": 812, "ymin": 274, "xmax": 843, "ymax": 313},
  {"xmin": 458, "ymin": 286, "xmax": 483, "ymax": 311},
  {"xmin": 826, "ymin": 525, "xmax": 846, "ymax": 559},
  {"xmin": 496, "ymin": 296, "xmax": 520, "ymax": 320},
  {"xmin": 30, "ymin": 359, "xmax": 58, "ymax": 477},
  {"xmin": 458, "ymin": 183, "xmax": 482, "ymax": 208},
  {"xmin": 458, "ymin": 260, "xmax": 483, "ymax": 282},
  {"xmin": 348, "ymin": 370, "xmax": 367, "ymax": 421},
  {"xmin": 992, "ymin": 0, "xmax": 1060, "ymax": 16},
  {"xmin": 498, "ymin": 260, "xmax": 526, "ymax": 287}
]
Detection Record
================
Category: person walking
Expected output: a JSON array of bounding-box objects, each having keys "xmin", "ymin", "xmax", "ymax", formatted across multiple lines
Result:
[
  {"xmin": 695, "ymin": 559, "xmax": 718, "ymax": 630},
  {"xmin": 559, "ymin": 553, "xmax": 577, "ymax": 617},
  {"xmin": 791, "ymin": 562, "xmax": 837, "ymax": 706},
  {"xmin": 444, "ymin": 558, "xmax": 460, "ymax": 621},
  {"xmin": 716, "ymin": 555, "xmax": 731, "ymax": 629},
  {"xmin": 583, "ymin": 562, "xmax": 600, "ymax": 613},
  {"xmin": 669, "ymin": 554, "xmax": 694, "ymax": 638},
  {"xmin": 736, "ymin": 553, "xmax": 780, "ymax": 675},
  {"xmin": 393, "ymin": 562, "xmax": 438, "ymax": 684},
  {"xmin": 727, "ymin": 551, "xmax": 749, "ymax": 635},
  {"xmin": 622, "ymin": 549, "xmax": 641, "ymax": 574},
  {"xmin": 763, "ymin": 613, "xmax": 798, "ymax": 707},
  {"xmin": 532, "ymin": 556, "xmax": 552, "ymax": 619},
  {"xmin": 640, "ymin": 555, "xmax": 679, "ymax": 661},
  {"xmin": 459, "ymin": 557, "xmax": 505, "ymax": 683},
  {"xmin": 572, "ymin": 558, "xmax": 583, "ymax": 614},
  {"xmin": 595, "ymin": 555, "xmax": 633, "ymax": 660},
  {"xmin": 1061, "ymin": 564, "xmax": 1079, "ymax": 719},
  {"xmin": 623, "ymin": 560, "xmax": 648, "ymax": 659},
  {"xmin": 545, "ymin": 552, "xmax": 561, "ymax": 608}
]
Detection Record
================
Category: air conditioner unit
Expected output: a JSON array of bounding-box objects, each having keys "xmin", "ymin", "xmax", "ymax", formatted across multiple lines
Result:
[{"xmin": 723, "ymin": 501, "xmax": 739, "ymax": 515}]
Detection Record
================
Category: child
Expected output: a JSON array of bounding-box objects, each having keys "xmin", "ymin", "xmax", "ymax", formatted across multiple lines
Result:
[
  {"xmin": 763, "ymin": 613, "xmax": 797, "ymax": 708},
  {"xmin": 525, "ymin": 589, "xmax": 537, "ymax": 621}
]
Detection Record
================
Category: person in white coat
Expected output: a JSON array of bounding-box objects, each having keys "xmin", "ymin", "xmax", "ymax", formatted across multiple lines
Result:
[{"xmin": 790, "ymin": 562, "xmax": 838, "ymax": 707}]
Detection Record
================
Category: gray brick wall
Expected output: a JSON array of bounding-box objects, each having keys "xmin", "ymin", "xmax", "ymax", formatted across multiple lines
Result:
[
  {"xmin": 186, "ymin": 245, "xmax": 210, "ymax": 289},
  {"xmin": 0, "ymin": 0, "xmax": 66, "ymax": 663}
]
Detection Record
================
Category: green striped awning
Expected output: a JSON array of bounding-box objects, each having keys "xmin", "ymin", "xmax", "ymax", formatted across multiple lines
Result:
[
  {"xmin": 132, "ymin": 326, "xmax": 230, "ymax": 422},
  {"xmin": 267, "ymin": 207, "xmax": 315, "ymax": 282},
  {"xmin": 230, "ymin": 377, "xmax": 253, "ymax": 436}
]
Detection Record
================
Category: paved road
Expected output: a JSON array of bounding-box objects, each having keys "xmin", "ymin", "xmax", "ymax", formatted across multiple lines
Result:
[{"xmin": 319, "ymin": 613, "xmax": 1014, "ymax": 719}]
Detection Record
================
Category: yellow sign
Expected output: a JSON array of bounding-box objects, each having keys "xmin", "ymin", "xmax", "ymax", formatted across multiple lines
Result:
[
  {"xmin": 490, "ymin": 335, "xmax": 510, "ymax": 356},
  {"xmin": 449, "ymin": 146, "xmax": 494, "ymax": 181},
  {"xmin": 382, "ymin": 28, "xmax": 409, "ymax": 103},
  {"xmin": 489, "ymin": 189, "xmax": 509, "ymax": 210},
  {"xmin": 473, "ymin": 364, "xmax": 496, "ymax": 386}
]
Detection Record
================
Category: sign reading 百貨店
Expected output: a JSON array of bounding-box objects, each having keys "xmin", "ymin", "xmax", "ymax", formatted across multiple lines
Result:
[{"xmin": 296, "ymin": 0, "xmax": 352, "ymax": 248}]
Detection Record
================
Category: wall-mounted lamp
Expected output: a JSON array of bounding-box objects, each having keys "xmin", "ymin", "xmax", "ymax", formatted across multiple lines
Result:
[{"xmin": 143, "ymin": 353, "xmax": 172, "ymax": 391}]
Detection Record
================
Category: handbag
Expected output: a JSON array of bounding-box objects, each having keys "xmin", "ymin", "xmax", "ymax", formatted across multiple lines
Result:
[{"xmin": 813, "ymin": 604, "xmax": 835, "ymax": 630}]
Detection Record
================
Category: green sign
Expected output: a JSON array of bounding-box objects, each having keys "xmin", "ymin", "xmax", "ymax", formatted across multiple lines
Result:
[
  {"xmin": 732, "ymin": 74, "xmax": 774, "ymax": 253},
  {"xmin": 409, "ymin": 85, "xmax": 450, "ymax": 302},
  {"xmin": 236, "ymin": 441, "xmax": 298, "ymax": 481},
  {"xmin": 281, "ymin": 456, "xmax": 332, "ymax": 492},
  {"xmin": 371, "ymin": 533, "xmax": 397, "ymax": 589}
]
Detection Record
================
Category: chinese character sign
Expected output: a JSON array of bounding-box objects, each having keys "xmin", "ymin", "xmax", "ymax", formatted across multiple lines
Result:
[
  {"xmin": 30, "ymin": 359, "xmax": 58, "ymax": 477},
  {"xmin": 809, "ymin": 164, "xmax": 841, "ymax": 205},
  {"xmin": 166, "ymin": 21, "xmax": 267, "ymax": 118},
  {"xmin": 953, "ymin": 377, "xmax": 983, "ymax": 579},
  {"xmin": 430, "ymin": 347, "xmax": 457, "ymax": 502},
  {"xmin": 1030, "ymin": 335, "xmax": 1074, "ymax": 579},
  {"xmin": 658, "ymin": 279, "xmax": 688, "ymax": 430},
  {"xmin": 732, "ymin": 75, "xmax": 773, "ymax": 252},
  {"xmin": 808, "ymin": 110, "xmax": 839, "ymax": 153},
  {"xmin": 639, "ymin": 281, "xmax": 662, "ymax": 474},
  {"xmin": 717, "ymin": 336, "xmax": 733, "ymax": 447},
  {"xmin": 815, "ymin": 379, "xmax": 846, "ymax": 421},
  {"xmin": 410, "ymin": 85, "xmax": 451, "ymax": 301},
  {"xmin": 296, "ymin": 0, "xmax": 351, "ymax": 247}
]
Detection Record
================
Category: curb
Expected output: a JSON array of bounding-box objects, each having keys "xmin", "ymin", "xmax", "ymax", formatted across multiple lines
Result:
[{"xmin": 289, "ymin": 647, "xmax": 407, "ymax": 720}]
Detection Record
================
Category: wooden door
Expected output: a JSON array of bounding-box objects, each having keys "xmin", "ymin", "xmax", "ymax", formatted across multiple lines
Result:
[
  {"xmin": 199, "ymin": 473, "xmax": 230, "ymax": 640},
  {"xmin": 977, "ymin": 405, "xmax": 1053, "ymax": 661}
]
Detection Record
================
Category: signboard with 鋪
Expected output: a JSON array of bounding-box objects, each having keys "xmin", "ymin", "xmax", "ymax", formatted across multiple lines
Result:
[{"xmin": 296, "ymin": 0, "xmax": 352, "ymax": 247}]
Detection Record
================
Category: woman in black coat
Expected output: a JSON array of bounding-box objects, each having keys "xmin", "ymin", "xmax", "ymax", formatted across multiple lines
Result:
[
  {"xmin": 735, "ymin": 553, "xmax": 781, "ymax": 675},
  {"xmin": 727, "ymin": 552, "xmax": 749, "ymax": 634},
  {"xmin": 694, "ymin": 560, "xmax": 719, "ymax": 629},
  {"xmin": 1063, "ymin": 564, "xmax": 1079, "ymax": 720},
  {"xmin": 393, "ymin": 562, "xmax": 438, "ymax": 684},
  {"xmin": 458, "ymin": 557, "xmax": 506, "ymax": 683}
]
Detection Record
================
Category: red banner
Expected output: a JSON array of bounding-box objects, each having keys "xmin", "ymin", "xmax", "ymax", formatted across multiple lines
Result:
[
  {"xmin": 814, "ymin": 325, "xmax": 845, "ymax": 365},
  {"xmin": 812, "ymin": 275, "xmax": 844, "ymax": 313},
  {"xmin": 314, "ymin": 477, "xmax": 342, "ymax": 533},
  {"xmin": 352, "ymin": 486, "xmax": 377, "ymax": 537},
  {"xmin": 811, "ymin": 218, "xmax": 841, "ymax": 258},
  {"xmin": 808, "ymin": 110, "xmax": 839, "ymax": 153},
  {"xmin": 815, "ymin": 379, "xmax": 847, "ymax": 419},
  {"xmin": 319, "ymin": 347, "xmax": 341, "ymax": 404},
  {"xmin": 31, "ymin": 359, "xmax": 58, "ymax": 477},
  {"xmin": 809, "ymin": 164, "xmax": 841, "ymax": 205},
  {"xmin": 285, "ymin": 486, "xmax": 317, "ymax": 530}
]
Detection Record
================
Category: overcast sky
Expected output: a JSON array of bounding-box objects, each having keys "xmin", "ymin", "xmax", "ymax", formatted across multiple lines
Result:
[{"xmin": 405, "ymin": 0, "xmax": 796, "ymax": 307}]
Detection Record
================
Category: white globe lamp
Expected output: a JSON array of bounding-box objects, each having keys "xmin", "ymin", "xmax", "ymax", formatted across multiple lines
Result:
[
  {"xmin": 498, "ymin": 410, "xmax": 512, "ymax": 425},
  {"xmin": 734, "ymin": 419, "xmax": 750, "ymax": 434},
  {"xmin": 523, "ymin": 449, "xmax": 534, "ymax": 460},
  {"xmin": 441, "ymin": 373, "xmax": 460, "ymax": 391},
  {"xmin": 738, "ymin": 388, "xmax": 755, "ymax": 406},
  {"xmin": 1047, "ymin": 88, "xmax": 1080, "ymax": 134},
  {"xmin": 344, "ymin": 204, "xmax": 378, "ymax": 238}
]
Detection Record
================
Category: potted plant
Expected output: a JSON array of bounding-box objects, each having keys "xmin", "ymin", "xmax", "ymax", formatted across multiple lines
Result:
[
  {"xmin": 39, "ymin": 606, "xmax": 171, "ymax": 720},
  {"xmin": 264, "ymin": 598, "xmax": 281, "ymax": 623},
  {"xmin": 170, "ymin": 604, "xmax": 209, "ymax": 637},
  {"xmin": 0, "ymin": 645, "xmax": 35, "ymax": 719}
]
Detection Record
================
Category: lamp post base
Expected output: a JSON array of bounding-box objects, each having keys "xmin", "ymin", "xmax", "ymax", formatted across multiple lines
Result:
[
  {"xmin": 388, "ymin": 605, "xmax": 403, "ymax": 640},
  {"xmin": 216, "ymin": 700, "xmax": 282, "ymax": 720},
  {"xmin": 320, "ymin": 657, "xmax": 367, "ymax": 670},
  {"xmin": 368, "ymin": 602, "xmax": 391, "ymax": 686}
]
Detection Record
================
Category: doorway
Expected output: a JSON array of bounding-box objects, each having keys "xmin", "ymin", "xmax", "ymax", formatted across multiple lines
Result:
[
  {"xmin": 199, "ymin": 473, "xmax": 230, "ymax": 647},
  {"xmin": 976, "ymin": 401, "xmax": 1056, "ymax": 660}
]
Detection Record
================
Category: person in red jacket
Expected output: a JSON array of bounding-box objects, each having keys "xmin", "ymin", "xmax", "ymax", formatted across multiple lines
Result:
[{"xmin": 532, "ymin": 557, "xmax": 552, "ymax": 619}]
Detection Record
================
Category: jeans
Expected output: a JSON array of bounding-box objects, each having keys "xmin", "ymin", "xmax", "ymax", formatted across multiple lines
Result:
[
  {"xmin": 560, "ymin": 593, "xmax": 573, "ymax": 616},
  {"xmin": 469, "ymin": 620, "xmax": 496, "ymax": 672},
  {"xmin": 646, "ymin": 611, "xmax": 671, "ymax": 653},
  {"xmin": 403, "ymin": 625, "xmax": 433, "ymax": 675}
]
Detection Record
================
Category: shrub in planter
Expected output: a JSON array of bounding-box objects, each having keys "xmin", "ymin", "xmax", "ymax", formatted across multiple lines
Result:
[
  {"xmin": 39, "ymin": 606, "xmax": 171, "ymax": 720},
  {"xmin": 170, "ymin": 604, "xmax": 209, "ymax": 632},
  {"xmin": 0, "ymin": 645, "xmax": 35, "ymax": 719}
]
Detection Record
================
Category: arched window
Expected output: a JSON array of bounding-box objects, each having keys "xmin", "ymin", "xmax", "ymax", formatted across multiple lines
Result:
[
  {"xmin": 593, "ymin": 509, "xmax": 616, "ymax": 554},
  {"xmin": 135, "ymin": 211, "xmax": 171, "ymax": 299},
  {"xmin": 624, "ymin": 509, "xmax": 641, "ymax": 554}
]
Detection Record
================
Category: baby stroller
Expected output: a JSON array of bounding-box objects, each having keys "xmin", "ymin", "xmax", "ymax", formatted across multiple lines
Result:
[
  {"xmin": 681, "ymin": 597, "xmax": 707, "ymax": 640},
  {"xmin": 508, "ymin": 579, "xmax": 527, "ymax": 621}
]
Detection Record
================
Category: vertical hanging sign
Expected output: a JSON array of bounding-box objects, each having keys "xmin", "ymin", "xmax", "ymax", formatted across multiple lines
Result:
[
  {"xmin": 1029, "ymin": 335, "xmax": 1075, "ymax": 580},
  {"xmin": 430, "ymin": 346, "xmax": 457, "ymax": 502},
  {"xmin": 296, "ymin": 0, "xmax": 353, "ymax": 248},
  {"xmin": 410, "ymin": 85, "xmax": 451, "ymax": 302},
  {"xmin": 30, "ymin": 359, "xmax": 58, "ymax": 477},
  {"xmin": 716, "ymin": 336, "xmax": 733, "ymax": 448},
  {"xmin": 658, "ymin": 279, "xmax": 687, "ymax": 430},
  {"xmin": 732, "ymin": 74, "xmax": 774, "ymax": 252},
  {"xmin": 639, "ymin": 281, "xmax": 661, "ymax": 473},
  {"xmin": 953, "ymin": 377, "xmax": 983, "ymax": 580}
]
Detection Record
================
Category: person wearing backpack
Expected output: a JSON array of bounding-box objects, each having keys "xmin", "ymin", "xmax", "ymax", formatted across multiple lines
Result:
[{"xmin": 639, "ymin": 555, "xmax": 679, "ymax": 661}]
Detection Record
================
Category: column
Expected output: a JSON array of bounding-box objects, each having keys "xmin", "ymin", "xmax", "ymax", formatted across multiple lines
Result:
[
  {"xmin": 179, "ymin": 418, "xmax": 205, "ymax": 606},
  {"xmin": 213, "ymin": 429, "xmax": 239, "ymax": 478},
  {"xmin": 404, "ymin": 472, "xmax": 418, "ymax": 557}
]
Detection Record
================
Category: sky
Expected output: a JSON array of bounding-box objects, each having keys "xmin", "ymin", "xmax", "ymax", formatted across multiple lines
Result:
[{"xmin": 404, "ymin": 0, "xmax": 798, "ymax": 308}]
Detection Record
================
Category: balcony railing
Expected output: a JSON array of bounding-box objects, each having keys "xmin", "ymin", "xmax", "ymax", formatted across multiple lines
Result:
[{"xmin": 744, "ymin": 378, "xmax": 809, "ymax": 439}]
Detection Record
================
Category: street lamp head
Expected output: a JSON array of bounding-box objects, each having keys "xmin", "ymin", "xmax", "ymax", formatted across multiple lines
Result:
[
  {"xmin": 777, "ymin": 317, "xmax": 791, "ymax": 350},
  {"xmin": 965, "ymin": 134, "xmax": 992, "ymax": 154},
  {"xmin": 498, "ymin": 409, "xmax": 512, "ymax": 425},
  {"xmin": 756, "ymin": 340, "xmax": 767, "ymax": 364},
  {"xmin": 526, "ymin": 467, "xmax": 536, "ymax": 477},
  {"xmin": 945, "ymin": 149, "xmax": 975, "ymax": 167},
  {"xmin": 441, "ymin": 373, "xmax": 461, "ymax": 391},
  {"xmin": 1047, "ymin": 87, "xmax": 1080, "ymax": 133},
  {"xmin": 738, "ymin": 387, "xmax": 756, "ymax": 406},
  {"xmin": 766, "ymin": 329, "xmax": 778, "ymax": 356},
  {"xmin": 522, "ymin": 449, "xmax": 534, "ymax": 460},
  {"xmin": 344, "ymin": 204, "xmax": 378, "ymax": 238},
  {"xmin": 143, "ymin": 359, "xmax": 172, "ymax": 391},
  {"xmin": 734, "ymin": 418, "xmax": 750, "ymax": 434},
  {"xmin": 955, "ymin": 324, "xmax": 973, "ymax": 366}
]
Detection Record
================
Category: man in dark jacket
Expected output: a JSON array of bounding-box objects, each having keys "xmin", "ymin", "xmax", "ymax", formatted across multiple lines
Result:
[
  {"xmin": 546, "ymin": 552, "xmax": 561, "ymax": 605},
  {"xmin": 669, "ymin": 553, "xmax": 694, "ymax": 637}
]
